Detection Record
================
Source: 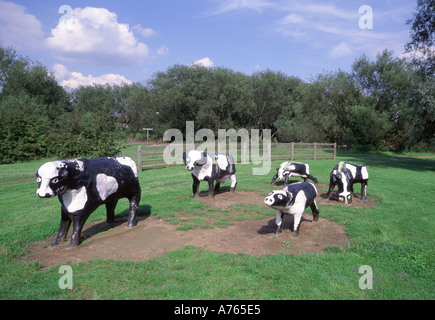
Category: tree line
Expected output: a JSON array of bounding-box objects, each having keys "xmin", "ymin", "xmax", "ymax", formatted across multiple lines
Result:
[
  {"xmin": 0, "ymin": 1, "xmax": 433, "ymax": 163},
  {"xmin": 0, "ymin": 46, "xmax": 433, "ymax": 164}
]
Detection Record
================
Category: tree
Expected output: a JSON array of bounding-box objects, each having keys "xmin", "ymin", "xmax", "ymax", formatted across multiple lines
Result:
[
  {"xmin": 0, "ymin": 94, "xmax": 48, "ymax": 163},
  {"xmin": 0, "ymin": 47, "xmax": 69, "ymax": 120},
  {"xmin": 352, "ymin": 51, "xmax": 414, "ymax": 150},
  {"xmin": 252, "ymin": 70, "xmax": 301, "ymax": 137},
  {"xmin": 405, "ymin": 0, "xmax": 435, "ymax": 78},
  {"xmin": 123, "ymin": 84, "xmax": 154, "ymax": 138},
  {"xmin": 0, "ymin": 46, "xmax": 70, "ymax": 162}
]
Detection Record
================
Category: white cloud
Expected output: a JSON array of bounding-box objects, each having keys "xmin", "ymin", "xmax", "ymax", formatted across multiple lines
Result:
[
  {"xmin": 208, "ymin": 0, "xmax": 275, "ymax": 15},
  {"xmin": 279, "ymin": 13, "xmax": 307, "ymax": 25},
  {"xmin": 46, "ymin": 7, "xmax": 150, "ymax": 66},
  {"xmin": 191, "ymin": 57, "xmax": 214, "ymax": 68},
  {"xmin": 53, "ymin": 63, "xmax": 132, "ymax": 89},
  {"xmin": 157, "ymin": 45, "xmax": 169, "ymax": 56},
  {"xmin": 330, "ymin": 42, "xmax": 353, "ymax": 58},
  {"xmin": 133, "ymin": 24, "xmax": 157, "ymax": 37},
  {"xmin": 210, "ymin": 1, "xmax": 411, "ymax": 60},
  {"xmin": 0, "ymin": 0, "xmax": 44, "ymax": 50}
]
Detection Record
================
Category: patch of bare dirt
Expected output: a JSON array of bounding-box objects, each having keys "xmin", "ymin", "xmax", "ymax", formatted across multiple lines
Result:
[{"xmin": 22, "ymin": 187, "xmax": 376, "ymax": 267}]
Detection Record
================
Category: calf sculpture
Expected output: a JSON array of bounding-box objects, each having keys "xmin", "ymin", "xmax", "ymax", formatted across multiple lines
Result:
[
  {"xmin": 270, "ymin": 161, "xmax": 318, "ymax": 186},
  {"xmin": 183, "ymin": 150, "xmax": 237, "ymax": 198},
  {"xmin": 264, "ymin": 182, "xmax": 319, "ymax": 238},
  {"xmin": 36, "ymin": 157, "xmax": 141, "ymax": 248},
  {"xmin": 327, "ymin": 161, "xmax": 368, "ymax": 204}
]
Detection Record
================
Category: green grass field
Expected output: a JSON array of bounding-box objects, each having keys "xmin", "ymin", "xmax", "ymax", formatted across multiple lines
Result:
[{"xmin": 0, "ymin": 147, "xmax": 434, "ymax": 300}]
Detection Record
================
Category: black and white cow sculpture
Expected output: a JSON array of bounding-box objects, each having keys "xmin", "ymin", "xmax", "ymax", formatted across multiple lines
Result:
[
  {"xmin": 36, "ymin": 157, "xmax": 141, "ymax": 248},
  {"xmin": 264, "ymin": 182, "xmax": 319, "ymax": 238},
  {"xmin": 327, "ymin": 161, "xmax": 369, "ymax": 204},
  {"xmin": 183, "ymin": 150, "xmax": 237, "ymax": 198},
  {"xmin": 270, "ymin": 161, "xmax": 318, "ymax": 186}
]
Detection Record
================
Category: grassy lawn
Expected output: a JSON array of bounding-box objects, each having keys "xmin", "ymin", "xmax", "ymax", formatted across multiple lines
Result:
[{"xmin": 0, "ymin": 147, "xmax": 434, "ymax": 300}]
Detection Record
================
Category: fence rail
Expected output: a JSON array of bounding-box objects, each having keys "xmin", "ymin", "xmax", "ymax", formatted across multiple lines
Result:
[{"xmin": 137, "ymin": 142, "xmax": 336, "ymax": 172}]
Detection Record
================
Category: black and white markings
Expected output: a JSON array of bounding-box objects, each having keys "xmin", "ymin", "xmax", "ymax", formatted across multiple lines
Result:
[
  {"xmin": 327, "ymin": 161, "xmax": 369, "ymax": 204},
  {"xmin": 270, "ymin": 161, "xmax": 318, "ymax": 186},
  {"xmin": 36, "ymin": 156, "xmax": 141, "ymax": 248},
  {"xmin": 183, "ymin": 150, "xmax": 237, "ymax": 198},
  {"xmin": 264, "ymin": 182, "xmax": 319, "ymax": 238}
]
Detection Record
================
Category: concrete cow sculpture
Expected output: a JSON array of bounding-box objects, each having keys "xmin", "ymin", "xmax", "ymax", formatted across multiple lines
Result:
[
  {"xmin": 183, "ymin": 150, "xmax": 237, "ymax": 198},
  {"xmin": 264, "ymin": 182, "xmax": 319, "ymax": 238},
  {"xmin": 36, "ymin": 156, "xmax": 141, "ymax": 248},
  {"xmin": 327, "ymin": 161, "xmax": 369, "ymax": 204},
  {"xmin": 270, "ymin": 161, "xmax": 318, "ymax": 186}
]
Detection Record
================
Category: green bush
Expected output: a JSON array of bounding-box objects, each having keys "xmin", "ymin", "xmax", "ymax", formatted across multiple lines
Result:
[{"xmin": 0, "ymin": 94, "xmax": 48, "ymax": 163}]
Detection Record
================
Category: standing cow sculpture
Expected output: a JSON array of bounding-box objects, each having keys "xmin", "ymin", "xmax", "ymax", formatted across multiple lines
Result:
[
  {"xmin": 327, "ymin": 161, "xmax": 369, "ymax": 204},
  {"xmin": 183, "ymin": 150, "xmax": 237, "ymax": 198},
  {"xmin": 36, "ymin": 156, "xmax": 141, "ymax": 248},
  {"xmin": 264, "ymin": 182, "xmax": 319, "ymax": 238},
  {"xmin": 270, "ymin": 161, "xmax": 318, "ymax": 186}
]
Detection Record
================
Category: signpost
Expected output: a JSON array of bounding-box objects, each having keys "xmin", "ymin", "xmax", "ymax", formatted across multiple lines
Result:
[{"xmin": 143, "ymin": 128, "xmax": 153, "ymax": 144}]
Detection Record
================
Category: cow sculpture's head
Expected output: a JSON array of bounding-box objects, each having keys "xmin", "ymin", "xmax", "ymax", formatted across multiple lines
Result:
[
  {"xmin": 264, "ymin": 189, "xmax": 292, "ymax": 209},
  {"xmin": 331, "ymin": 169, "xmax": 352, "ymax": 204},
  {"xmin": 277, "ymin": 161, "xmax": 293, "ymax": 180},
  {"xmin": 36, "ymin": 161, "xmax": 69, "ymax": 198},
  {"xmin": 183, "ymin": 150, "xmax": 208, "ymax": 171}
]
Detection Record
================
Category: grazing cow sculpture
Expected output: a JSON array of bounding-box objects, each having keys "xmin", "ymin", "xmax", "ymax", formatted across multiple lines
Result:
[
  {"xmin": 327, "ymin": 161, "xmax": 369, "ymax": 204},
  {"xmin": 183, "ymin": 150, "xmax": 237, "ymax": 198},
  {"xmin": 36, "ymin": 157, "xmax": 141, "ymax": 248},
  {"xmin": 270, "ymin": 161, "xmax": 318, "ymax": 186},
  {"xmin": 264, "ymin": 182, "xmax": 319, "ymax": 238}
]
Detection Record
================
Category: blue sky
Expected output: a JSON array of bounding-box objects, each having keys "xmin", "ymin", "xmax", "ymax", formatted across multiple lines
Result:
[{"xmin": 0, "ymin": 0, "xmax": 416, "ymax": 88}]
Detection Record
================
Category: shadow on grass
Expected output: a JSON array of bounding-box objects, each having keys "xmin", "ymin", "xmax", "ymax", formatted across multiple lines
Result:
[
  {"xmin": 338, "ymin": 151, "xmax": 435, "ymax": 172},
  {"xmin": 81, "ymin": 204, "xmax": 151, "ymax": 241}
]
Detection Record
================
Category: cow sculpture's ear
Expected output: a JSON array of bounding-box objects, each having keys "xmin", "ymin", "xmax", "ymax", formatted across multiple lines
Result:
[
  {"xmin": 285, "ymin": 189, "xmax": 293, "ymax": 205},
  {"xmin": 183, "ymin": 152, "xmax": 187, "ymax": 165},
  {"xmin": 58, "ymin": 163, "xmax": 68, "ymax": 178},
  {"xmin": 197, "ymin": 152, "xmax": 207, "ymax": 165}
]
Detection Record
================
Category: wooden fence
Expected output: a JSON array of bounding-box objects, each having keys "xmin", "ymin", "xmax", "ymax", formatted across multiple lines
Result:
[{"xmin": 137, "ymin": 142, "xmax": 336, "ymax": 172}]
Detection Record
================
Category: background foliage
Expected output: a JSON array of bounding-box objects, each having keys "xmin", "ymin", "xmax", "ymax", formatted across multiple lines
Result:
[{"xmin": 0, "ymin": 2, "xmax": 433, "ymax": 163}]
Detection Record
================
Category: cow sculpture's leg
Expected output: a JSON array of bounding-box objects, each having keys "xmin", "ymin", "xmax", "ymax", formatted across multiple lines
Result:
[
  {"xmin": 284, "ymin": 174, "xmax": 290, "ymax": 186},
  {"xmin": 310, "ymin": 201, "xmax": 320, "ymax": 222},
  {"xmin": 230, "ymin": 174, "xmax": 237, "ymax": 193},
  {"xmin": 127, "ymin": 182, "xmax": 141, "ymax": 228},
  {"xmin": 127, "ymin": 188, "xmax": 140, "ymax": 228},
  {"xmin": 51, "ymin": 207, "xmax": 71, "ymax": 247},
  {"xmin": 270, "ymin": 172, "xmax": 279, "ymax": 185},
  {"xmin": 106, "ymin": 199, "xmax": 118, "ymax": 223},
  {"xmin": 192, "ymin": 175, "xmax": 200, "ymax": 198},
  {"xmin": 327, "ymin": 181, "xmax": 336, "ymax": 199},
  {"xmin": 361, "ymin": 182, "xmax": 368, "ymax": 202},
  {"xmin": 274, "ymin": 211, "xmax": 284, "ymax": 235},
  {"xmin": 292, "ymin": 212, "xmax": 303, "ymax": 238},
  {"xmin": 207, "ymin": 178, "xmax": 214, "ymax": 197},
  {"xmin": 307, "ymin": 174, "xmax": 318, "ymax": 183},
  {"xmin": 68, "ymin": 212, "xmax": 90, "ymax": 249},
  {"xmin": 214, "ymin": 182, "xmax": 221, "ymax": 194}
]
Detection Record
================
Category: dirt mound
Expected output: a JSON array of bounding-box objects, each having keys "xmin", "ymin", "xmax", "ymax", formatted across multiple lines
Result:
[{"xmin": 21, "ymin": 189, "xmax": 373, "ymax": 267}]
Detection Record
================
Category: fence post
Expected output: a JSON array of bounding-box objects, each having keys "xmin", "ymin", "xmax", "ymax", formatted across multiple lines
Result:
[
  {"xmin": 313, "ymin": 142, "xmax": 317, "ymax": 160},
  {"xmin": 291, "ymin": 142, "xmax": 294, "ymax": 161},
  {"xmin": 333, "ymin": 142, "xmax": 337, "ymax": 160},
  {"xmin": 137, "ymin": 145, "xmax": 142, "ymax": 172}
]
